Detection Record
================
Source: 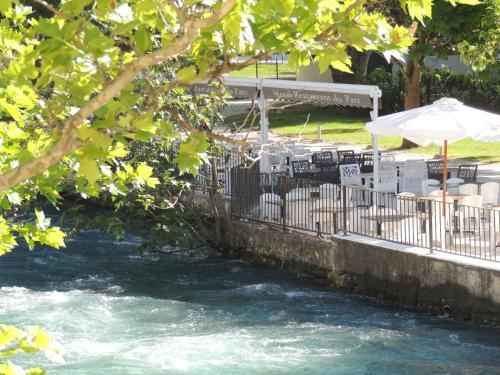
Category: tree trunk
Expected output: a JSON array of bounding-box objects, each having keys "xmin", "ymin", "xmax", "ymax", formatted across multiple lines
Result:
[
  {"xmin": 401, "ymin": 60, "xmax": 421, "ymax": 149},
  {"xmin": 352, "ymin": 51, "xmax": 371, "ymax": 83}
]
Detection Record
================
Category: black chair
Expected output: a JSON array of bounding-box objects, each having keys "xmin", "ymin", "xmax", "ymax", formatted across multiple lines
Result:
[
  {"xmin": 457, "ymin": 164, "xmax": 478, "ymax": 183},
  {"xmin": 360, "ymin": 152, "xmax": 382, "ymax": 173},
  {"xmin": 340, "ymin": 154, "xmax": 362, "ymax": 166},
  {"xmin": 291, "ymin": 160, "xmax": 313, "ymax": 178},
  {"xmin": 312, "ymin": 151, "xmax": 335, "ymax": 168},
  {"xmin": 360, "ymin": 153, "xmax": 374, "ymax": 173},
  {"xmin": 337, "ymin": 150, "xmax": 355, "ymax": 161},
  {"xmin": 426, "ymin": 160, "xmax": 450, "ymax": 183},
  {"xmin": 315, "ymin": 165, "xmax": 340, "ymax": 184}
]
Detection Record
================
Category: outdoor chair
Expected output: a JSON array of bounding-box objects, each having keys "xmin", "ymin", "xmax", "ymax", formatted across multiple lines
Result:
[
  {"xmin": 337, "ymin": 150, "xmax": 355, "ymax": 160},
  {"xmin": 291, "ymin": 160, "xmax": 312, "ymax": 178},
  {"xmin": 316, "ymin": 165, "xmax": 340, "ymax": 184},
  {"xmin": 339, "ymin": 164, "xmax": 362, "ymax": 186},
  {"xmin": 457, "ymin": 165, "xmax": 478, "ymax": 183},
  {"xmin": 429, "ymin": 189, "xmax": 444, "ymax": 196},
  {"xmin": 288, "ymin": 145, "xmax": 311, "ymax": 163},
  {"xmin": 446, "ymin": 177, "xmax": 464, "ymax": 194},
  {"xmin": 396, "ymin": 193, "xmax": 420, "ymax": 243},
  {"xmin": 286, "ymin": 188, "xmax": 309, "ymax": 201},
  {"xmin": 480, "ymin": 182, "xmax": 499, "ymax": 208},
  {"xmin": 360, "ymin": 153, "xmax": 380, "ymax": 173},
  {"xmin": 396, "ymin": 192, "xmax": 418, "ymax": 213},
  {"xmin": 312, "ymin": 151, "xmax": 335, "ymax": 168},
  {"xmin": 311, "ymin": 198, "xmax": 337, "ymax": 234},
  {"xmin": 259, "ymin": 193, "xmax": 281, "ymax": 222},
  {"xmin": 429, "ymin": 197, "xmax": 454, "ymax": 249},
  {"xmin": 402, "ymin": 159, "xmax": 427, "ymax": 195},
  {"xmin": 377, "ymin": 155, "xmax": 398, "ymax": 194},
  {"xmin": 426, "ymin": 161, "xmax": 450, "ymax": 183},
  {"xmin": 286, "ymin": 200, "xmax": 311, "ymax": 229},
  {"xmin": 321, "ymin": 147, "xmax": 338, "ymax": 160},
  {"xmin": 456, "ymin": 195, "xmax": 483, "ymax": 234},
  {"xmin": 340, "ymin": 154, "xmax": 362, "ymax": 166},
  {"xmin": 359, "ymin": 205, "xmax": 380, "ymax": 236},
  {"xmin": 422, "ymin": 179, "xmax": 440, "ymax": 195},
  {"xmin": 458, "ymin": 183, "xmax": 479, "ymax": 196},
  {"xmin": 319, "ymin": 183, "xmax": 339, "ymax": 200}
]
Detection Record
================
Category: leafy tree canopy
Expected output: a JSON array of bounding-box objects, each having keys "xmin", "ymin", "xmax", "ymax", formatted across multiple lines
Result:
[{"xmin": 0, "ymin": 0, "xmax": 470, "ymax": 253}]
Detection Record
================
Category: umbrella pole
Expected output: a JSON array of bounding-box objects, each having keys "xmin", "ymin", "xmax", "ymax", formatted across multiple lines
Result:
[
  {"xmin": 442, "ymin": 140, "xmax": 448, "ymax": 216},
  {"xmin": 441, "ymin": 140, "xmax": 448, "ymax": 251}
]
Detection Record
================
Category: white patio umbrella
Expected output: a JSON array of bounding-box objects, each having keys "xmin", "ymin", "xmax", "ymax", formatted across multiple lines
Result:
[
  {"xmin": 366, "ymin": 98, "xmax": 500, "ymax": 192},
  {"xmin": 365, "ymin": 98, "xmax": 500, "ymax": 246}
]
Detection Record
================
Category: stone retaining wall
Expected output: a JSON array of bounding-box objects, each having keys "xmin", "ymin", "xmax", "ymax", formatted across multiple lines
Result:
[{"xmin": 230, "ymin": 220, "xmax": 500, "ymax": 324}]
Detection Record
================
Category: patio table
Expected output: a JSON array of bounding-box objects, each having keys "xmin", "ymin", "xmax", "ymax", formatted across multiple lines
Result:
[
  {"xmin": 416, "ymin": 194, "xmax": 471, "ymax": 243},
  {"xmin": 360, "ymin": 213, "xmax": 427, "ymax": 236}
]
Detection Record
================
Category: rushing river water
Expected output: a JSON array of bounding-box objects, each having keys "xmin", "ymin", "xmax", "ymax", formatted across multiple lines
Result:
[{"xmin": 1, "ymin": 230, "xmax": 500, "ymax": 374}]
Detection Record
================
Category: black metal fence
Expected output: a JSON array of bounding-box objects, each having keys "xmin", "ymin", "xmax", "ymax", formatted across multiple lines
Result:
[
  {"xmin": 195, "ymin": 149, "xmax": 247, "ymax": 196},
  {"xmin": 230, "ymin": 168, "xmax": 500, "ymax": 262}
]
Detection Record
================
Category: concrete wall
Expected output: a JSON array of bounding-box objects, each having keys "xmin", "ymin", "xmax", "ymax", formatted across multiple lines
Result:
[{"xmin": 230, "ymin": 220, "xmax": 500, "ymax": 325}]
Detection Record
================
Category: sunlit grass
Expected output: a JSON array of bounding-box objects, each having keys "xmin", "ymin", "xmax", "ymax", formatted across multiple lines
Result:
[
  {"xmin": 228, "ymin": 63, "xmax": 296, "ymax": 80},
  {"xmin": 228, "ymin": 107, "xmax": 500, "ymax": 163}
]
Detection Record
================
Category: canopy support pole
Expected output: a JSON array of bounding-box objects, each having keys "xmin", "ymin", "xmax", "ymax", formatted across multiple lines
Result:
[
  {"xmin": 258, "ymin": 80, "xmax": 269, "ymax": 173},
  {"xmin": 371, "ymin": 94, "xmax": 380, "ymax": 193}
]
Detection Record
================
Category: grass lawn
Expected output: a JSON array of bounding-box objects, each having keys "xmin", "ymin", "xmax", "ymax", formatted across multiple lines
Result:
[
  {"xmin": 229, "ymin": 63, "xmax": 296, "ymax": 80},
  {"xmin": 228, "ymin": 107, "xmax": 500, "ymax": 163}
]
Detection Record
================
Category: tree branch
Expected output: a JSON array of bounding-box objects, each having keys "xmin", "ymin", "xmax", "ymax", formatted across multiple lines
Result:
[{"xmin": 0, "ymin": 0, "xmax": 239, "ymax": 192}]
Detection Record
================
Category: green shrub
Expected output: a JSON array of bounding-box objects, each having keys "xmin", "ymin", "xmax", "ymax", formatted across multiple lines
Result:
[{"xmin": 365, "ymin": 67, "xmax": 499, "ymax": 114}]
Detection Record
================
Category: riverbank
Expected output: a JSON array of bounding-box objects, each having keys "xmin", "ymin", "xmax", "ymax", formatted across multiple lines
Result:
[
  {"xmin": 228, "ymin": 219, "xmax": 500, "ymax": 325},
  {"xmin": 192, "ymin": 193, "xmax": 500, "ymax": 325}
]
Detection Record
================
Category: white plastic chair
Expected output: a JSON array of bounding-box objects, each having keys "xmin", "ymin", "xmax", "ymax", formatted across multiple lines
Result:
[
  {"xmin": 339, "ymin": 164, "xmax": 362, "ymax": 186},
  {"xmin": 259, "ymin": 193, "xmax": 281, "ymax": 222},
  {"xmin": 319, "ymin": 183, "xmax": 339, "ymax": 200},
  {"xmin": 446, "ymin": 177, "xmax": 464, "ymax": 194},
  {"xmin": 422, "ymin": 179, "xmax": 440, "ymax": 195},
  {"xmin": 429, "ymin": 190, "xmax": 444, "ymax": 196},
  {"xmin": 456, "ymin": 195, "xmax": 483, "ymax": 234},
  {"xmin": 428, "ymin": 197, "xmax": 454, "ymax": 249},
  {"xmin": 357, "ymin": 205, "xmax": 381, "ymax": 236},
  {"xmin": 286, "ymin": 200, "xmax": 310, "ymax": 229},
  {"xmin": 396, "ymin": 192, "xmax": 417, "ymax": 213},
  {"xmin": 286, "ymin": 188, "xmax": 309, "ymax": 201},
  {"xmin": 377, "ymin": 156, "xmax": 398, "ymax": 193},
  {"xmin": 458, "ymin": 183, "xmax": 479, "ymax": 196},
  {"xmin": 311, "ymin": 198, "xmax": 336, "ymax": 234},
  {"xmin": 402, "ymin": 159, "xmax": 427, "ymax": 195},
  {"xmin": 480, "ymin": 182, "xmax": 499, "ymax": 208}
]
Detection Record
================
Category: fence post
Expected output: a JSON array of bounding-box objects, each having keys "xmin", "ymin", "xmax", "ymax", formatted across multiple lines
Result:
[
  {"xmin": 427, "ymin": 200, "xmax": 433, "ymax": 253},
  {"xmin": 282, "ymin": 177, "xmax": 287, "ymax": 232},
  {"xmin": 342, "ymin": 185, "xmax": 348, "ymax": 236}
]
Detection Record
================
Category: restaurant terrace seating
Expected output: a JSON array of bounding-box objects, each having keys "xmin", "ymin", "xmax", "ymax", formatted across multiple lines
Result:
[
  {"xmin": 427, "ymin": 161, "xmax": 450, "ymax": 183},
  {"xmin": 457, "ymin": 164, "xmax": 478, "ymax": 183},
  {"xmin": 337, "ymin": 150, "xmax": 355, "ymax": 160},
  {"xmin": 312, "ymin": 151, "xmax": 335, "ymax": 168}
]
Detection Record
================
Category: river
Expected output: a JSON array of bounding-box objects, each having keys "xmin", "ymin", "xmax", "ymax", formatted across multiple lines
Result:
[{"xmin": 1, "ymin": 230, "xmax": 500, "ymax": 374}]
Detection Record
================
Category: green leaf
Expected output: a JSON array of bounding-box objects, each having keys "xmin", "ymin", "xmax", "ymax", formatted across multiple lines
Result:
[
  {"xmin": 133, "ymin": 25, "xmax": 151, "ymax": 54},
  {"xmin": 177, "ymin": 66, "xmax": 197, "ymax": 82},
  {"xmin": 78, "ymin": 159, "xmax": 101, "ymax": 186},
  {"xmin": 0, "ymin": 0, "xmax": 12, "ymax": 14}
]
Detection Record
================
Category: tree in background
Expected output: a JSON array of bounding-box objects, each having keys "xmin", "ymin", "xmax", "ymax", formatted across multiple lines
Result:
[
  {"xmin": 457, "ymin": 0, "xmax": 499, "ymax": 74},
  {"xmin": 370, "ymin": 0, "xmax": 483, "ymax": 148}
]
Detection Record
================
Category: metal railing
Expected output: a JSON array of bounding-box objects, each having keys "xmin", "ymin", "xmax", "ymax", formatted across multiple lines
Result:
[
  {"xmin": 230, "ymin": 168, "xmax": 500, "ymax": 262},
  {"xmin": 195, "ymin": 149, "xmax": 247, "ymax": 196}
]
